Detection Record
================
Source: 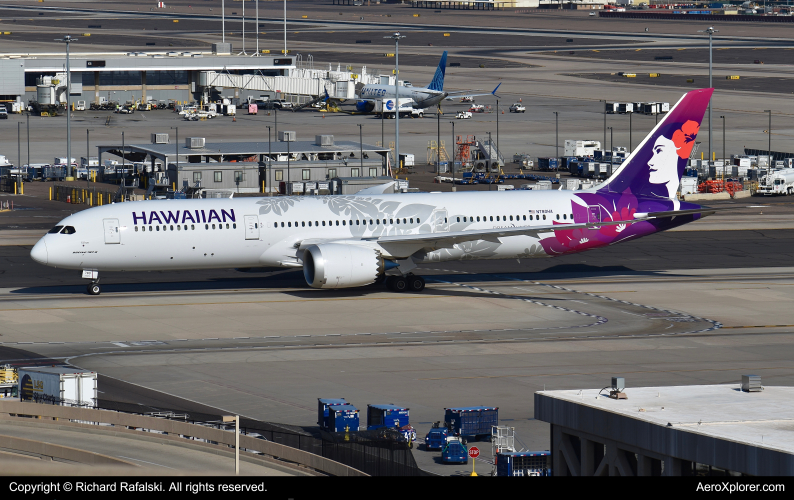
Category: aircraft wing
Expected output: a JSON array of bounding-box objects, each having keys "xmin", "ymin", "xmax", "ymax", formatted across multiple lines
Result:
[
  {"xmin": 445, "ymin": 83, "xmax": 502, "ymax": 98},
  {"xmin": 362, "ymin": 218, "xmax": 636, "ymax": 247}
]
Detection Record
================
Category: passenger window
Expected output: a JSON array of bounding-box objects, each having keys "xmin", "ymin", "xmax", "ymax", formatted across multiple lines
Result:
[
  {"xmin": 288, "ymin": 222, "xmax": 292, "ymax": 227},
  {"xmin": 356, "ymin": 220, "xmax": 360, "ymax": 226},
  {"xmin": 191, "ymin": 225, "xmax": 195, "ymax": 230},
  {"xmin": 403, "ymin": 218, "xmax": 407, "ymax": 224},
  {"xmin": 476, "ymin": 216, "xmax": 480, "ymax": 222},
  {"xmin": 390, "ymin": 219, "xmax": 394, "ymax": 224},
  {"xmin": 233, "ymin": 223, "xmax": 237, "ymax": 229},
  {"xmin": 457, "ymin": 217, "xmax": 460, "ymax": 222},
  {"xmin": 212, "ymin": 224, "xmax": 216, "ymax": 229},
  {"xmin": 571, "ymin": 214, "xmax": 574, "ymax": 219},
  {"xmin": 556, "ymin": 214, "xmax": 560, "ymax": 220},
  {"xmin": 322, "ymin": 221, "xmax": 326, "ymax": 226},
  {"xmin": 376, "ymin": 219, "xmax": 380, "ymax": 224},
  {"xmin": 302, "ymin": 222, "xmax": 305, "ymax": 227},
  {"xmin": 370, "ymin": 220, "xmax": 373, "ymax": 225},
  {"xmin": 490, "ymin": 216, "xmax": 493, "ymax": 221},
  {"xmin": 48, "ymin": 226, "xmax": 64, "ymax": 234},
  {"xmin": 496, "ymin": 216, "xmax": 499, "ymax": 221},
  {"xmin": 157, "ymin": 226, "xmax": 160, "ymax": 232},
  {"xmin": 410, "ymin": 218, "xmax": 414, "ymax": 224},
  {"xmin": 135, "ymin": 226, "xmax": 139, "ymax": 232},
  {"xmin": 309, "ymin": 221, "xmax": 312, "ymax": 227},
  {"xmin": 170, "ymin": 225, "xmax": 174, "ymax": 230},
  {"xmin": 335, "ymin": 221, "xmax": 339, "ymax": 226},
  {"xmin": 281, "ymin": 222, "xmax": 284, "ymax": 227},
  {"xmin": 543, "ymin": 215, "xmax": 547, "ymax": 220},
  {"xmin": 177, "ymin": 225, "xmax": 180, "ymax": 231},
  {"xmin": 226, "ymin": 224, "xmax": 230, "ymax": 229},
  {"xmin": 316, "ymin": 221, "xmax": 319, "ymax": 227},
  {"xmin": 396, "ymin": 219, "xmax": 400, "ymax": 225},
  {"xmin": 342, "ymin": 220, "xmax": 346, "ymax": 226},
  {"xmin": 563, "ymin": 214, "xmax": 566, "ymax": 220},
  {"xmin": 205, "ymin": 224, "xmax": 209, "ymax": 229},
  {"xmin": 509, "ymin": 216, "xmax": 513, "ymax": 221},
  {"xmin": 463, "ymin": 217, "xmax": 467, "ymax": 222}
]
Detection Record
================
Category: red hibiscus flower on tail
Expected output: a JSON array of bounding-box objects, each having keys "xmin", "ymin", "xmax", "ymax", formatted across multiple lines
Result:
[{"xmin": 672, "ymin": 120, "xmax": 700, "ymax": 159}]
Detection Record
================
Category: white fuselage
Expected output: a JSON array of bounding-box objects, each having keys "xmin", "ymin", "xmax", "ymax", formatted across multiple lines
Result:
[
  {"xmin": 358, "ymin": 85, "xmax": 445, "ymax": 110},
  {"xmin": 33, "ymin": 191, "xmax": 580, "ymax": 273}
]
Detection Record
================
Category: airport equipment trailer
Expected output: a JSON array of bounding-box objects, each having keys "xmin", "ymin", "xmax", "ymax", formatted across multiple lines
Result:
[
  {"xmin": 445, "ymin": 406, "xmax": 499, "ymax": 442},
  {"xmin": 756, "ymin": 168, "xmax": 794, "ymax": 195},
  {"xmin": 17, "ymin": 366, "xmax": 97, "ymax": 407},
  {"xmin": 318, "ymin": 398, "xmax": 350, "ymax": 428}
]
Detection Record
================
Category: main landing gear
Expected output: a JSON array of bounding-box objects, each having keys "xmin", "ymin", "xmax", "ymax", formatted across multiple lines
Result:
[{"xmin": 385, "ymin": 274, "xmax": 426, "ymax": 293}]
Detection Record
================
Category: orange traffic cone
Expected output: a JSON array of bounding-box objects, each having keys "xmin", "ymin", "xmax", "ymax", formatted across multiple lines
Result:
[
  {"xmin": 322, "ymin": 114, "xmax": 325, "ymax": 118},
  {"xmin": 233, "ymin": 116, "xmax": 236, "ymax": 122}
]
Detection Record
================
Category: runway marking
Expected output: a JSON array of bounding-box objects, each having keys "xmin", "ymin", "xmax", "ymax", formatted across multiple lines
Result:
[
  {"xmin": 721, "ymin": 325, "xmax": 794, "ymax": 329},
  {"xmin": 117, "ymin": 455, "xmax": 175, "ymax": 469},
  {"xmin": 498, "ymin": 276, "xmax": 722, "ymax": 334},
  {"xmin": 0, "ymin": 294, "xmax": 448, "ymax": 312}
]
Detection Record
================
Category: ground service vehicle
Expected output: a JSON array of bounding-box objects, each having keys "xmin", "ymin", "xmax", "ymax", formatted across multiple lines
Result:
[
  {"xmin": 456, "ymin": 111, "xmax": 472, "ymax": 119},
  {"xmin": 442, "ymin": 436, "xmax": 468, "ymax": 464},
  {"xmin": 425, "ymin": 423, "xmax": 449, "ymax": 450},
  {"xmin": 509, "ymin": 103, "xmax": 526, "ymax": 113},
  {"xmin": 0, "ymin": 108, "xmax": 7, "ymax": 119},
  {"xmin": 756, "ymin": 168, "xmax": 794, "ymax": 195},
  {"xmin": 445, "ymin": 406, "xmax": 499, "ymax": 441}
]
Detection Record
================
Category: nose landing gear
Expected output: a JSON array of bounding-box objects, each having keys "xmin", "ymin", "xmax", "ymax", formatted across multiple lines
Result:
[{"xmin": 87, "ymin": 281, "xmax": 101, "ymax": 295}]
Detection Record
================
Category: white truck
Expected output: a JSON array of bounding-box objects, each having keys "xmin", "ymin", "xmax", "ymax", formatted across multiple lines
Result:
[
  {"xmin": 509, "ymin": 103, "xmax": 526, "ymax": 113},
  {"xmin": 75, "ymin": 100, "xmax": 86, "ymax": 111},
  {"xmin": 456, "ymin": 111, "xmax": 472, "ymax": 119},
  {"xmin": 17, "ymin": 366, "xmax": 97, "ymax": 407},
  {"xmin": 564, "ymin": 140, "xmax": 602, "ymax": 158},
  {"xmin": 756, "ymin": 168, "xmax": 794, "ymax": 195},
  {"xmin": 376, "ymin": 98, "xmax": 421, "ymax": 118}
]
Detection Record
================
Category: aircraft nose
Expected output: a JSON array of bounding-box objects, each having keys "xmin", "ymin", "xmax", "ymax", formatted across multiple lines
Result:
[{"xmin": 30, "ymin": 238, "xmax": 48, "ymax": 265}]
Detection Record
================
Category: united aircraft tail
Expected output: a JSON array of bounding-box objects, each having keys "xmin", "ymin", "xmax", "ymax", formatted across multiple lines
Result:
[
  {"xmin": 597, "ymin": 88, "xmax": 713, "ymax": 201},
  {"xmin": 427, "ymin": 51, "xmax": 448, "ymax": 92}
]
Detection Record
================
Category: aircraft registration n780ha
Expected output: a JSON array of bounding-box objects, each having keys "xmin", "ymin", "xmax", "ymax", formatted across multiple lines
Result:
[{"xmin": 33, "ymin": 88, "xmax": 718, "ymax": 295}]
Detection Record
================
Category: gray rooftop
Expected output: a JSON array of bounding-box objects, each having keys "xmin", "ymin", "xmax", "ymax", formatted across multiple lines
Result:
[
  {"xmin": 16, "ymin": 55, "xmax": 294, "ymax": 73},
  {"xmin": 539, "ymin": 384, "xmax": 794, "ymax": 455},
  {"xmin": 100, "ymin": 140, "xmax": 390, "ymax": 157}
]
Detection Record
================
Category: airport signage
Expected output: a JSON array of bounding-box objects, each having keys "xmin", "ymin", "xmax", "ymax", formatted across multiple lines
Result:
[
  {"xmin": 86, "ymin": 60, "xmax": 106, "ymax": 68},
  {"xmin": 468, "ymin": 446, "xmax": 480, "ymax": 459}
]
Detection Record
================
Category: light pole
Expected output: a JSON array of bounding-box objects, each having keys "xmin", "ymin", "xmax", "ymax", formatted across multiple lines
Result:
[
  {"xmin": 274, "ymin": 106, "xmax": 278, "ymax": 139},
  {"xmin": 599, "ymin": 99, "xmax": 606, "ymax": 147},
  {"xmin": 628, "ymin": 111, "xmax": 632, "ymax": 153},
  {"xmin": 698, "ymin": 26, "xmax": 718, "ymax": 160},
  {"xmin": 764, "ymin": 109, "xmax": 772, "ymax": 161},
  {"xmin": 256, "ymin": 0, "xmax": 259, "ymax": 56},
  {"xmin": 385, "ymin": 32, "xmax": 406, "ymax": 173},
  {"xmin": 222, "ymin": 415, "xmax": 240, "ymax": 475},
  {"xmin": 222, "ymin": 0, "xmax": 225, "ymax": 43},
  {"xmin": 86, "ymin": 128, "xmax": 93, "ymax": 188},
  {"xmin": 266, "ymin": 125, "xmax": 272, "ymax": 195},
  {"xmin": 553, "ymin": 111, "xmax": 559, "ymax": 159},
  {"xmin": 496, "ymin": 98, "xmax": 500, "ymax": 172},
  {"xmin": 436, "ymin": 106, "xmax": 440, "ymax": 173},
  {"xmin": 450, "ymin": 120, "xmax": 456, "ymax": 192},
  {"xmin": 357, "ymin": 123, "xmax": 364, "ymax": 172},
  {"xmin": 720, "ymin": 115, "xmax": 726, "ymax": 164},
  {"xmin": 284, "ymin": 0, "xmax": 287, "ymax": 56},
  {"xmin": 26, "ymin": 111, "xmax": 30, "ymax": 169},
  {"xmin": 171, "ymin": 126, "xmax": 179, "ymax": 187},
  {"xmin": 56, "ymin": 35, "xmax": 78, "ymax": 180},
  {"xmin": 608, "ymin": 126, "xmax": 613, "ymax": 173}
]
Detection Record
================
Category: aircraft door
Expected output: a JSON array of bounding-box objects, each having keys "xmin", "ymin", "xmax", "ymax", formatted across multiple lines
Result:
[
  {"xmin": 103, "ymin": 219, "xmax": 120, "ymax": 244},
  {"xmin": 432, "ymin": 209, "xmax": 449, "ymax": 233},
  {"xmin": 244, "ymin": 215, "xmax": 260, "ymax": 240},
  {"xmin": 588, "ymin": 206, "xmax": 602, "ymax": 223}
]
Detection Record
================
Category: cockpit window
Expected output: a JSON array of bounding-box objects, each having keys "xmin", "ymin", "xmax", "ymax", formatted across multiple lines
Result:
[
  {"xmin": 60, "ymin": 226, "xmax": 77, "ymax": 234},
  {"xmin": 48, "ymin": 226, "xmax": 64, "ymax": 234}
]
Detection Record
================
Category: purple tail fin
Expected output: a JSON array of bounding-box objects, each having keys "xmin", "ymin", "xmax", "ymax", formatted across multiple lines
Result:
[{"xmin": 597, "ymin": 88, "xmax": 713, "ymax": 200}]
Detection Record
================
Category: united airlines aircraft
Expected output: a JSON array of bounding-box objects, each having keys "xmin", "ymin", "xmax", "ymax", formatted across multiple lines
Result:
[
  {"xmin": 355, "ymin": 51, "xmax": 501, "ymax": 113},
  {"xmin": 33, "ymin": 89, "xmax": 716, "ymax": 295}
]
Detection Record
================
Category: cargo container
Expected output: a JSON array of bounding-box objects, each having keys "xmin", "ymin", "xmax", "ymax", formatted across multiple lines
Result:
[
  {"xmin": 445, "ymin": 406, "xmax": 499, "ymax": 440},
  {"xmin": 367, "ymin": 404, "xmax": 410, "ymax": 430},
  {"xmin": 328, "ymin": 404, "xmax": 360, "ymax": 432},
  {"xmin": 17, "ymin": 367, "xmax": 96, "ymax": 407},
  {"xmin": 537, "ymin": 157, "xmax": 559, "ymax": 171},
  {"xmin": 495, "ymin": 451, "xmax": 552, "ymax": 476},
  {"xmin": 680, "ymin": 176, "xmax": 698, "ymax": 195},
  {"xmin": 560, "ymin": 178, "xmax": 580, "ymax": 190},
  {"xmin": 318, "ymin": 398, "xmax": 349, "ymax": 428}
]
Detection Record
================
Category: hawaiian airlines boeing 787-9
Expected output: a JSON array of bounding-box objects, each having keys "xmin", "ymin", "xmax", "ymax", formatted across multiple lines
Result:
[{"xmin": 32, "ymin": 88, "xmax": 717, "ymax": 295}]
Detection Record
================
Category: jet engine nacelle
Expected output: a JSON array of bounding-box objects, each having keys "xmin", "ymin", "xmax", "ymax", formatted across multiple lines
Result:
[{"xmin": 303, "ymin": 244, "xmax": 382, "ymax": 289}]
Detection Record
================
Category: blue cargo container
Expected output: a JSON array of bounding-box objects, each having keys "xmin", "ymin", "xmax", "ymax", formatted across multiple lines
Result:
[
  {"xmin": 318, "ymin": 398, "xmax": 349, "ymax": 428},
  {"xmin": 537, "ymin": 157, "xmax": 559, "ymax": 171},
  {"xmin": 444, "ymin": 406, "xmax": 498, "ymax": 440},
  {"xmin": 495, "ymin": 451, "xmax": 552, "ymax": 476},
  {"xmin": 328, "ymin": 404, "xmax": 360, "ymax": 432},
  {"xmin": 367, "ymin": 404, "xmax": 409, "ymax": 430}
]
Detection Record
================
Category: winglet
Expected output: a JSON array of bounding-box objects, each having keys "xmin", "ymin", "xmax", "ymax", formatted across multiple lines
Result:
[{"xmin": 491, "ymin": 82, "xmax": 502, "ymax": 96}]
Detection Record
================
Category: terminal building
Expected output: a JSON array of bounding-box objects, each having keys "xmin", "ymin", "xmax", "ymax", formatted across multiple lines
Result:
[
  {"xmin": 0, "ymin": 45, "xmax": 384, "ymax": 108},
  {"xmin": 535, "ymin": 378, "xmax": 794, "ymax": 476}
]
